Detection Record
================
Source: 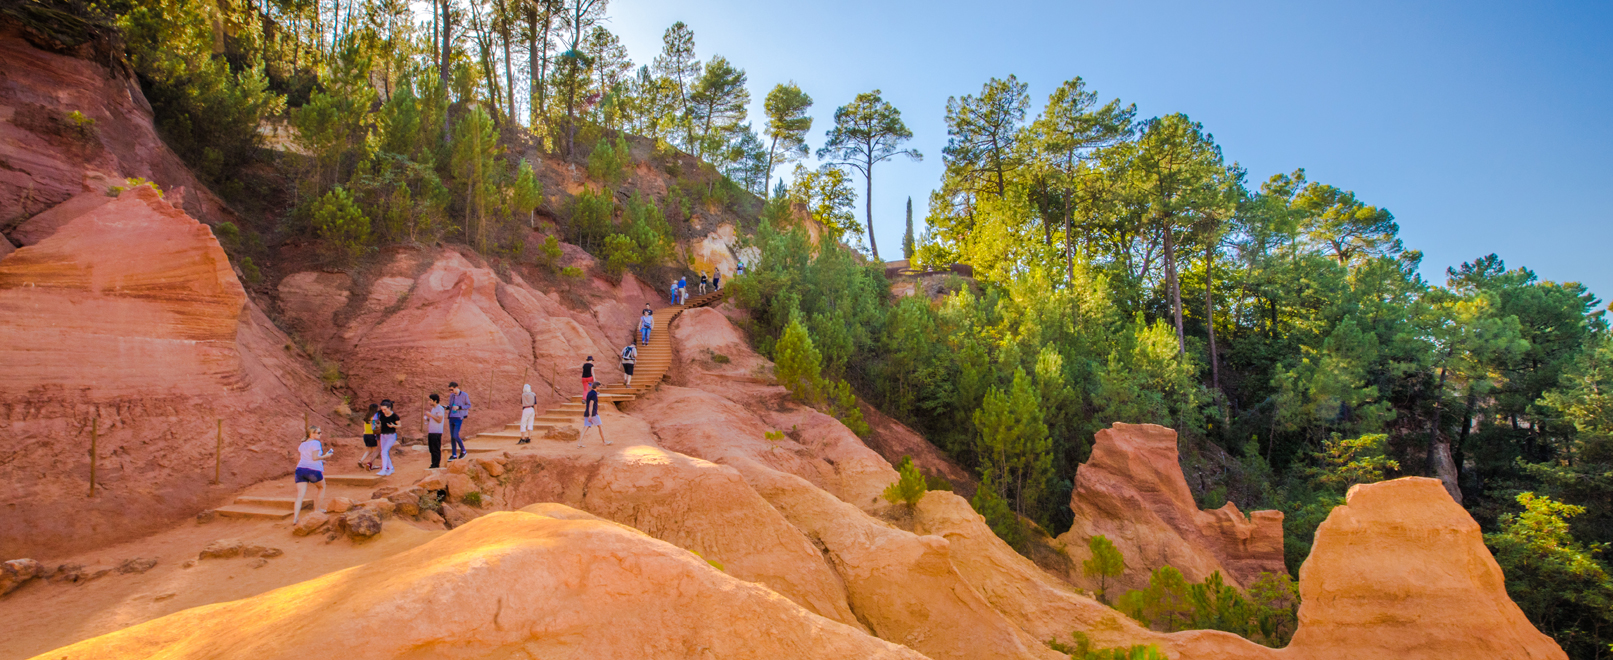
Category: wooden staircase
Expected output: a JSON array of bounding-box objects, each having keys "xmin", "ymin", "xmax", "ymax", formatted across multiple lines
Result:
[
  {"xmin": 213, "ymin": 473, "xmax": 384, "ymax": 520},
  {"xmin": 463, "ymin": 288, "xmax": 726, "ymax": 452}
]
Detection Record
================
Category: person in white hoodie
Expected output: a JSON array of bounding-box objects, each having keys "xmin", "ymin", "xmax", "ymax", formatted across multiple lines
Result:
[{"xmin": 518, "ymin": 383, "xmax": 537, "ymax": 445}]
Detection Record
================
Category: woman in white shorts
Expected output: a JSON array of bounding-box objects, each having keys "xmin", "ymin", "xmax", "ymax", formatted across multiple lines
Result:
[{"xmin": 518, "ymin": 383, "xmax": 537, "ymax": 445}]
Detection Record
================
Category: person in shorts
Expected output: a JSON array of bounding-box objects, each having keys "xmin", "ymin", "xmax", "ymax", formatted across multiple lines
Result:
[
  {"xmin": 359, "ymin": 403, "xmax": 379, "ymax": 470},
  {"xmin": 581, "ymin": 355, "xmax": 595, "ymax": 391},
  {"xmin": 713, "ymin": 269, "xmax": 721, "ymax": 291},
  {"xmin": 580, "ymin": 382, "xmax": 610, "ymax": 447},
  {"xmin": 518, "ymin": 383, "xmax": 537, "ymax": 445},
  {"xmin": 375, "ymin": 399, "xmax": 401, "ymax": 476},
  {"xmin": 699, "ymin": 271, "xmax": 709, "ymax": 295},
  {"xmin": 620, "ymin": 340, "xmax": 637, "ymax": 387},
  {"xmin": 424, "ymin": 393, "xmax": 446, "ymax": 468},
  {"xmin": 293, "ymin": 426, "xmax": 333, "ymax": 525}
]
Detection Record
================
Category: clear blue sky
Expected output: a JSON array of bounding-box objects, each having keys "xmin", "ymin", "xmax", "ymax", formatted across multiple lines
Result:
[{"xmin": 607, "ymin": 0, "xmax": 1612, "ymax": 302}]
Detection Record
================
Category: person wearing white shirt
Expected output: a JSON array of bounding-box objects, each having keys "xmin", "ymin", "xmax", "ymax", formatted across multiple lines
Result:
[{"xmin": 293, "ymin": 426, "xmax": 333, "ymax": 524}]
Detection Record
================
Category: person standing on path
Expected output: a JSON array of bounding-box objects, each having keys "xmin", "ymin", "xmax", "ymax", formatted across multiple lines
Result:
[
  {"xmin": 358, "ymin": 403, "xmax": 379, "ymax": 471},
  {"xmin": 678, "ymin": 275, "xmax": 688, "ymax": 304},
  {"xmin": 518, "ymin": 383, "xmax": 537, "ymax": 445},
  {"xmin": 581, "ymin": 356, "xmax": 596, "ymax": 392},
  {"xmin": 699, "ymin": 271, "xmax": 709, "ymax": 295},
  {"xmin": 580, "ymin": 382, "xmax": 611, "ymax": 447},
  {"xmin": 375, "ymin": 400, "xmax": 401, "ymax": 476},
  {"xmin": 620, "ymin": 341, "xmax": 637, "ymax": 387},
  {"xmin": 293, "ymin": 426, "xmax": 333, "ymax": 525},
  {"xmin": 423, "ymin": 393, "xmax": 445, "ymax": 468},
  {"xmin": 446, "ymin": 382, "xmax": 471, "ymax": 461},
  {"xmin": 713, "ymin": 269, "xmax": 721, "ymax": 291},
  {"xmin": 669, "ymin": 280, "xmax": 678, "ymax": 305},
  {"xmin": 640, "ymin": 307, "xmax": 654, "ymax": 345}
]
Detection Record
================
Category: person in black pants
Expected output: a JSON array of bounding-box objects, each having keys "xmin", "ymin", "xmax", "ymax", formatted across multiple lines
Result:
[{"xmin": 423, "ymin": 393, "xmax": 446, "ymax": 469}]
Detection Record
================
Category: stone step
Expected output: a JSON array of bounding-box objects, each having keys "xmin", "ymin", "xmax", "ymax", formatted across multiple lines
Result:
[
  {"xmin": 233, "ymin": 495, "xmax": 312, "ymax": 510},
  {"xmin": 324, "ymin": 473, "xmax": 385, "ymax": 487},
  {"xmin": 214, "ymin": 504, "xmax": 294, "ymax": 521},
  {"xmin": 462, "ymin": 443, "xmax": 503, "ymax": 454}
]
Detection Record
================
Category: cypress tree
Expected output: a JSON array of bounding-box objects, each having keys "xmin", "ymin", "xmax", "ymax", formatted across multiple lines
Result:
[{"xmin": 902, "ymin": 196, "xmax": 915, "ymax": 260}]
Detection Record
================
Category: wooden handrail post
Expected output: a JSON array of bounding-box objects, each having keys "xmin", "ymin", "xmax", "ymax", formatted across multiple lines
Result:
[
  {"xmin": 88, "ymin": 417, "xmax": 97, "ymax": 497},
  {"xmin": 214, "ymin": 418, "xmax": 223, "ymax": 484}
]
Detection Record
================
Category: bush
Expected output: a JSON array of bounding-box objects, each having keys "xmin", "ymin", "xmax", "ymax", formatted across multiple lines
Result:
[
  {"xmin": 560, "ymin": 266, "xmax": 585, "ymax": 280},
  {"xmin": 536, "ymin": 235, "xmax": 564, "ymax": 271},
  {"xmin": 586, "ymin": 135, "xmax": 632, "ymax": 186},
  {"xmin": 567, "ymin": 188, "xmax": 614, "ymax": 252},
  {"xmin": 461, "ymin": 491, "xmax": 483, "ymax": 507},
  {"xmin": 1082, "ymin": 535, "xmax": 1125, "ymax": 603},
  {"xmin": 624, "ymin": 192, "xmax": 673, "ymax": 265},
  {"xmin": 971, "ymin": 480, "xmax": 1025, "ymax": 550},
  {"xmin": 883, "ymin": 456, "xmax": 929, "ymax": 507},
  {"xmin": 311, "ymin": 187, "xmax": 371, "ymax": 265},
  {"xmin": 1047, "ymin": 632, "xmax": 1168, "ymax": 660},
  {"xmin": 418, "ymin": 491, "xmax": 444, "ymax": 512},
  {"xmin": 65, "ymin": 110, "xmax": 96, "ymax": 138},
  {"xmin": 1115, "ymin": 567, "xmax": 1298, "ymax": 647},
  {"xmin": 236, "ymin": 256, "xmax": 262, "ymax": 284}
]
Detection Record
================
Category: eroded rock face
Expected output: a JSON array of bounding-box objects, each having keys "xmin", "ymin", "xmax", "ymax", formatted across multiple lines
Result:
[
  {"xmin": 1277, "ymin": 477, "xmax": 1566, "ymax": 660},
  {"xmin": 0, "ymin": 188, "xmax": 341, "ymax": 558},
  {"xmin": 1054, "ymin": 423, "xmax": 1285, "ymax": 591},
  {"xmin": 41, "ymin": 510, "xmax": 929, "ymax": 660}
]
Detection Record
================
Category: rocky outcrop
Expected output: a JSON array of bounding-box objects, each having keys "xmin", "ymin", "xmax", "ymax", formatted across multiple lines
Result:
[
  {"xmin": 1054, "ymin": 423, "xmax": 1285, "ymax": 591},
  {"xmin": 0, "ymin": 35, "xmax": 232, "ymax": 233},
  {"xmin": 39, "ymin": 509, "xmax": 929, "ymax": 660},
  {"xmin": 0, "ymin": 188, "xmax": 341, "ymax": 558},
  {"xmin": 1275, "ymin": 477, "xmax": 1566, "ymax": 660}
]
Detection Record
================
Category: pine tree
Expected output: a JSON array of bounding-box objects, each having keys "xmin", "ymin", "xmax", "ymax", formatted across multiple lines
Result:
[
  {"xmin": 762, "ymin": 82, "xmax": 813, "ymax": 197},
  {"xmin": 817, "ymin": 90, "xmax": 922, "ymax": 261},
  {"xmin": 511, "ymin": 159, "xmax": 543, "ymax": 229},
  {"xmin": 882, "ymin": 456, "xmax": 928, "ymax": 507},
  {"xmin": 902, "ymin": 196, "xmax": 915, "ymax": 260},
  {"xmin": 972, "ymin": 367, "xmax": 1053, "ymax": 520},
  {"xmin": 1082, "ymin": 535, "xmax": 1126, "ymax": 603}
]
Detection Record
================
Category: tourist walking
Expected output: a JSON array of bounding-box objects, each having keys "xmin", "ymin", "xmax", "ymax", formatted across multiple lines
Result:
[
  {"xmin": 358, "ymin": 403, "xmax": 379, "ymax": 471},
  {"xmin": 580, "ymin": 382, "xmax": 610, "ymax": 447},
  {"xmin": 699, "ymin": 271, "xmax": 709, "ymax": 295},
  {"xmin": 375, "ymin": 400, "xmax": 400, "ymax": 476},
  {"xmin": 293, "ymin": 425, "xmax": 333, "ymax": 524},
  {"xmin": 518, "ymin": 383, "xmax": 537, "ymax": 445},
  {"xmin": 669, "ymin": 280, "xmax": 678, "ymax": 305},
  {"xmin": 621, "ymin": 341, "xmax": 637, "ymax": 387},
  {"xmin": 639, "ymin": 307, "xmax": 654, "ymax": 345},
  {"xmin": 423, "ymin": 393, "xmax": 445, "ymax": 468},
  {"xmin": 581, "ymin": 356, "xmax": 596, "ymax": 391},
  {"xmin": 446, "ymin": 381, "xmax": 471, "ymax": 461},
  {"xmin": 713, "ymin": 269, "xmax": 721, "ymax": 291},
  {"xmin": 677, "ymin": 275, "xmax": 688, "ymax": 304}
]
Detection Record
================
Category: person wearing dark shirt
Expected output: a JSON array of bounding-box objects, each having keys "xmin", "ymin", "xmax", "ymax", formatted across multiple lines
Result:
[
  {"xmin": 581, "ymin": 355, "xmax": 596, "ymax": 392},
  {"xmin": 580, "ymin": 382, "xmax": 610, "ymax": 447},
  {"xmin": 375, "ymin": 400, "xmax": 402, "ymax": 476},
  {"xmin": 699, "ymin": 271, "xmax": 709, "ymax": 295},
  {"xmin": 713, "ymin": 270, "xmax": 721, "ymax": 291}
]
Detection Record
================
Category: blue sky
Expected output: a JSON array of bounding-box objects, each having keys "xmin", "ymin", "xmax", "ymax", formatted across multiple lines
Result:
[{"xmin": 607, "ymin": 0, "xmax": 1612, "ymax": 301}]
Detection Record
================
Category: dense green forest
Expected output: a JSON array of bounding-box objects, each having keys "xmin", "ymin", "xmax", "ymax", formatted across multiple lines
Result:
[{"xmin": 22, "ymin": 0, "xmax": 1613, "ymax": 655}]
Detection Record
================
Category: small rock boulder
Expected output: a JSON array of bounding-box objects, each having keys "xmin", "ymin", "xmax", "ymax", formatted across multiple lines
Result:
[
  {"xmin": 326, "ymin": 497, "xmax": 355, "ymax": 513},
  {"xmin": 416, "ymin": 474, "xmax": 447, "ymax": 491},
  {"xmin": 117, "ymin": 557, "xmax": 158, "ymax": 574},
  {"xmin": 447, "ymin": 459, "xmax": 470, "ymax": 475},
  {"xmin": 292, "ymin": 512, "xmax": 331, "ymax": 537},
  {"xmin": 370, "ymin": 486, "xmax": 398, "ymax": 500},
  {"xmin": 82, "ymin": 565, "xmax": 115, "ymax": 582},
  {"xmin": 261, "ymin": 547, "xmax": 284, "ymax": 559},
  {"xmin": 441, "ymin": 503, "xmax": 470, "ymax": 529},
  {"xmin": 343, "ymin": 509, "xmax": 382, "ymax": 541},
  {"xmin": 475, "ymin": 458, "xmax": 506, "ymax": 477},
  {"xmin": 420, "ymin": 510, "xmax": 444, "ymax": 525},
  {"xmin": 545, "ymin": 426, "xmax": 580, "ymax": 443},
  {"xmin": 362, "ymin": 499, "xmax": 397, "ymax": 518},
  {"xmin": 50, "ymin": 563, "xmax": 85, "ymax": 583},
  {"xmin": 198, "ymin": 539, "xmax": 245, "ymax": 560},
  {"xmin": 387, "ymin": 491, "xmax": 421, "ymax": 517},
  {"xmin": 195, "ymin": 510, "xmax": 217, "ymax": 525},
  {"xmin": 445, "ymin": 473, "xmax": 477, "ymax": 502},
  {"xmin": 1, "ymin": 558, "xmax": 43, "ymax": 595}
]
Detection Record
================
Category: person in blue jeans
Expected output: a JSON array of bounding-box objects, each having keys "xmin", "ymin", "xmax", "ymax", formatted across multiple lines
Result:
[
  {"xmin": 446, "ymin": 381, "xmax": 472, "ymax": 460},
  {"xmin": 640, "ymin": 306, "xmax": 653, "ymax": 345}
]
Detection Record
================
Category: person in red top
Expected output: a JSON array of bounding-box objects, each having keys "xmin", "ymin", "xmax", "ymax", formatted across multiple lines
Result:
[{"xmin": 580, "ymin": 355, "xmax": 596, "ymax": 392}]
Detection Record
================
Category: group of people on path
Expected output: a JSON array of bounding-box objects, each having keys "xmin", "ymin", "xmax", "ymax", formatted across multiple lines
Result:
[
  {"xmin": 290, "ymin": 279, "xmax": 731, "ymax": 522},
  {"xmin": 669, "ymin": 268, "xmax": 724, "ymax": 305}
]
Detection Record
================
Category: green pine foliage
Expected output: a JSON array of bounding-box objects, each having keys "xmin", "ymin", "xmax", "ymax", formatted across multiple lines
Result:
[
  {"xmin": 883, "ymin": 456, "xmax": 929, "ymax": 507},
  {"xmin": 587, "ymin": 135, "xmax": 634, "ymax": 186},
  {"xmin": 1048, "ymin": 632, "xmax": 1168, "ymax": 660},
  {"xmin": 1115, "ymin": 568, "xmax": 1299, "ymax": 648},
  {"xmin": 1487, "ymin": 492, "xmax": 1613, "ymax": 658},
  {"xmin": 311, "ymin": 187, "xmax": 370, "ymax": 265},
  {"xmin": 568, "ymin": 188, "xmax": 615, "ymax": 253},
  {"xmin": 970, "ymin": 477, "xmax": 1026, "ymax": 551},
  {"xmin": 602, "ymin": 233, "xmax": 640, "ymax": 277},
  {"xmin": 1082, "ymin": 535, "xmax": 1125, "ymax": 603}
]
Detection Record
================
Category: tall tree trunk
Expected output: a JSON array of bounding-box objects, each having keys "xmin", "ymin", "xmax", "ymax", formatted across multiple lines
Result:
[
  {"xmin": 864, "ymin": 162, "xmax": 879, "ymax": 261},
  {"xmin": 537, "ymin": 11, "xmax": 552, "ymax": 131},
  {"xmin": 1206, "ymin": 241, "xmax": 1220, "ymax": 390},
  {"xmin": 501, "ymin": 12, "xmax": 516, "ymax": 126},
  {"xmin": 526, "ymin": 5, "xmax": 539, "ymax": 128},
  {"xmin": 439, "ymin": 0, "xmax": 451, "ymax": 143},
  {"xmin": 1162, "ymin": 214, "xmax": 1184, "ymax": 354},
  {"xmin": 1065, "ymin": 206, "xmax": 1074, "ymax": 284},
  {"xmin": 1427, "ymin": 362, "xmax": 1462, "ymax": 503},
  {"xmin": 763, "ymin": 135, "xmax": 778, "ymax": 199}
]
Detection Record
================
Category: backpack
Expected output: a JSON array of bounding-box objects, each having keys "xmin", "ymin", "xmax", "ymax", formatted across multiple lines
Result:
[{"xmin": 622, "ymin": 345, "xmax": 636, "ymax": 361}]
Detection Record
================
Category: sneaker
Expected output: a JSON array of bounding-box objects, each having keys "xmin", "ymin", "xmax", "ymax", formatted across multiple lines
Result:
[
  {"xmin": 517, "ymin": 438, "xmax": 530, "ymax": 445},
  {"xmin": 604, "ymin": 441, "xmax": 613, "ymax": 446}
]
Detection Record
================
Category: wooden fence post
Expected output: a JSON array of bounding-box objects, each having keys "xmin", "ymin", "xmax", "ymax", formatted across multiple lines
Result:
[
  {"xmin": 88, "ymin": 417, "xmax": 97, "ymax": 497},
  {"xmin": 214, "ymin": 418, "xmax": 223, "ymax": 484}
]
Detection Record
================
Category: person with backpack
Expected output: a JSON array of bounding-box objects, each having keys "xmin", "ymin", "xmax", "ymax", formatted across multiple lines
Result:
[
  {"xmin": 374, "ymin": 400, "xmax": 401, "ymax": 476},
  {"xmin": 518, "ymin": 383, "xmax": 537, "ymax": 445},
  {"xmin": 293, "ymin": 425, "xmax": 334, "ymax": 525},
  {"xmin": 423, "ymin": 393, "xmax": 446, "ymax": 468},
  {"xmin": 621, "ymin": 340, "xmax": 638, "ymax": 387},
  {"xmin": 639, "ymin": 307, "xmax": 654, "ymax": 345},
  {"xmin": 446, "ymin": 382, "xmax": 471, "ymax": 461},
  {"xmin": 358, "ymin": 403, "xmax": 379, "ymax": 471}
]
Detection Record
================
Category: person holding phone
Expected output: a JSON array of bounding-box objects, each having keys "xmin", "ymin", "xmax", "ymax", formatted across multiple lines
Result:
[
  {"xmin": 446, "ymin": 381, "xmax": 471, "ymax": 461},
  {"xmin": 375, "ymin": 400, "xmax": 401, "ymax": 476},
  {"xmin": 293, "ymin": 426, "xmax": 333, "ymax": 525}
]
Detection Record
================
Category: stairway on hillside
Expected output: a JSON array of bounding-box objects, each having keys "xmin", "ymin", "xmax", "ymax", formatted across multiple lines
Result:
[
  {"xmin": 212, "ymin": 473, "xmax": 385, "ymax": 520},
  {"xmin": 464, "ymin": 288, "xmax": 726, "ymax": 451}
]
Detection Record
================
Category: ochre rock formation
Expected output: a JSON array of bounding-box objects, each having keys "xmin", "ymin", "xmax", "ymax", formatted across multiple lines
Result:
[
  {"xmin": 1055, "ymin": 423, "xmax": 1285, "ymax": 590},
  {"xmin": 0, "ymin": 35, "xmax": 232, "ymax": 231},
  {"xmin": 1276, "ymin": 477, "xmax": 1566, "ymax": 660},
  {"xmin": 0, "ymin": 188, "xmax": 341, "ymax": 557},
  {"xmin": 33, "ymin": 509, "xmax": 929, "ymax": 660}
]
